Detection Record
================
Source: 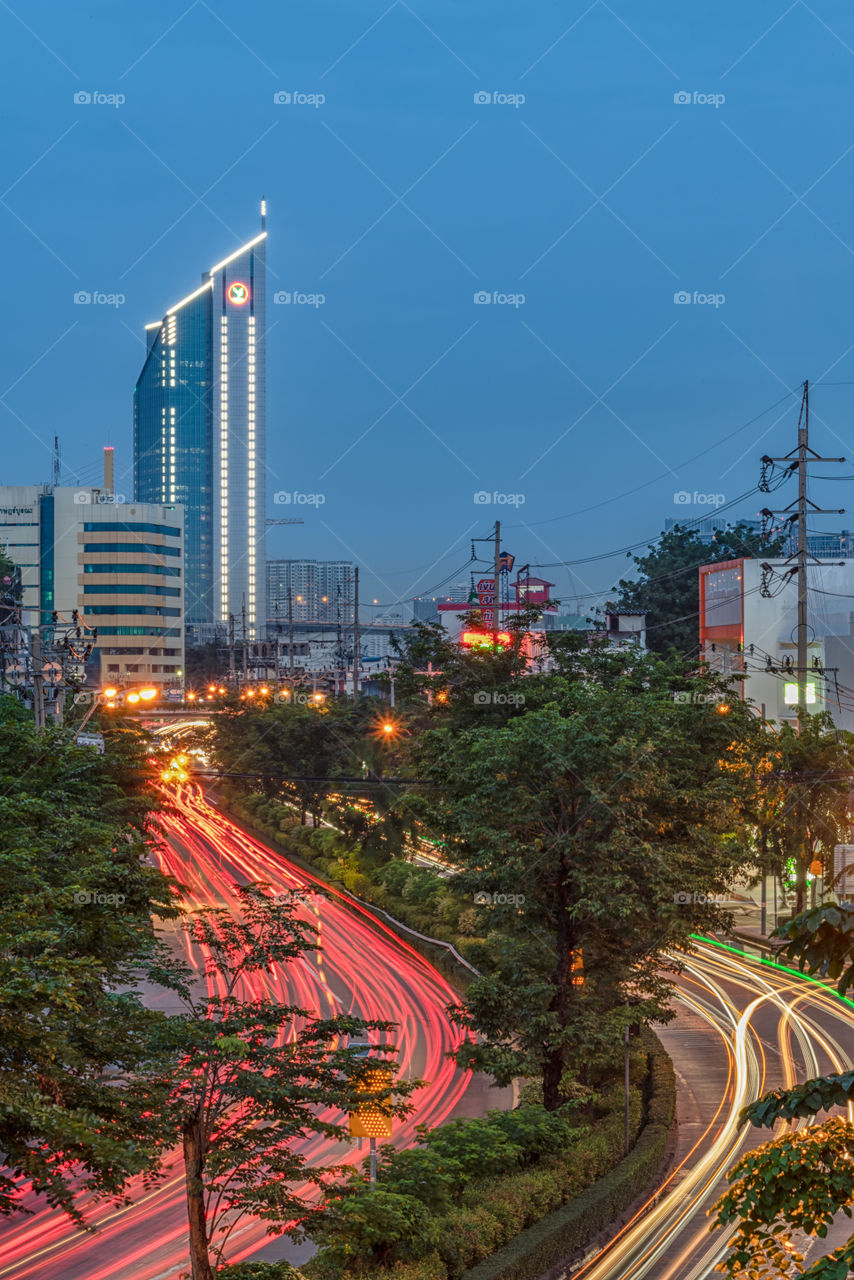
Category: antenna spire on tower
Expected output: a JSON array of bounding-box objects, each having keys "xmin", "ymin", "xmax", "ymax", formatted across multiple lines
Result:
[{"xmin": 260, "ymin": 197, "xmax": 267, "ymax": 231}]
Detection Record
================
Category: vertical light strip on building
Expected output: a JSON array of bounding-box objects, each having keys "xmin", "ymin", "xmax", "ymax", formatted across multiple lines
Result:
[
  {"xmin": 219, "ymin": 313, "xmax": 228, "ymax": 620},
  {"xmin": 247, "ymin": 313, "xmax": 256, "ymax": 636}
]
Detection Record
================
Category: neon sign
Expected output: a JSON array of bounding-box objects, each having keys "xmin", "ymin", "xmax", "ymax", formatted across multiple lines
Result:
[{"xmin": 227, "ymin": 281, "xmax": 249, "ymax": 306}]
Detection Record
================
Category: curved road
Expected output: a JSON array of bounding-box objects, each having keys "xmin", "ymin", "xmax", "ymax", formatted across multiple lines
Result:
[
  {"xmin": 0, "ymin": 784, "xmax": 475, "ymax": 1280},
  {"xmin": 2, "ymin": 787, "xmax": 853, "ymax": 1279}
]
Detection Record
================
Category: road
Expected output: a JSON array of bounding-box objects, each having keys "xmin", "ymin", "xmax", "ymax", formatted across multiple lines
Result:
[
  {"xmin": 0, "ymin": 783, "xmax": 482, "ymax": 1280},
  {"xmin": 2, "ymin": 787, "xmax": 853, "ymax": 1279},
  {"xmin": 573, "ymin": 938, "xmax": 854, "ymax": 1280}
]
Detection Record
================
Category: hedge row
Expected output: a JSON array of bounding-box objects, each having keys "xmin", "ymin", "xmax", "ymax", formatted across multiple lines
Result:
[{"xmin": 459, "ymin": 1032, "xmax": 675, "ymax": 1280}]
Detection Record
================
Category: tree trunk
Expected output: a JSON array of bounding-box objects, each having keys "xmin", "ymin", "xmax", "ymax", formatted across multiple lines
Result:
[
  {"xmin": 183, "ymin": 1119, "xmax": 213, "ymax": 1280},
  {"xmin": 543, "ymin": 865, "xmax": 574, "ymax": 1112}
]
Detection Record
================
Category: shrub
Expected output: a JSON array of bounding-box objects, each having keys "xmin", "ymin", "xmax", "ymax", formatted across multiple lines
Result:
[
  {"xmin": 380, "ymin": 1146, "xmax": 464, "ymax": 1213},
  {"xmin": 436, "ymin": 1206, "xmax": 506, "ymax": 1279},
  {"xmin": 313, "ymin": 1190, "xmax": 439, "ymax": 1271},
  {"xmin": 219, "ymin": 1265, "xmax": 307, "ymax": 1280}
]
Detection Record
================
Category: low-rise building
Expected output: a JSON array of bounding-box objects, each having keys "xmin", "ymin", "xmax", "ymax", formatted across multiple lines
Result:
[{"xmin": 0, "ymin": 484, "xmax": 185, "ymax": 689}]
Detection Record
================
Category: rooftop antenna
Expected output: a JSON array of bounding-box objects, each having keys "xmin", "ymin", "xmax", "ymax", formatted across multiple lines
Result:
[
  {"xmin": 260, "ymin": 197, "xmax": 267, "ymax": 232},
  {"xmin": 52, "ymin": 436, "xmax": 60, "ymax": 489}
]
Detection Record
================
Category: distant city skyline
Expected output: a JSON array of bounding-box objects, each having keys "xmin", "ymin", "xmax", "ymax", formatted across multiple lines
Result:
[{"xmin": 4, "ymin": 4, "xmax": 854, "ymax": 615}]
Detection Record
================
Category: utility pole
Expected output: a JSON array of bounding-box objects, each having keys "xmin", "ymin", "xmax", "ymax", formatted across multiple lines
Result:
[
  {"xmin": 288, "ymin": 585, "xmax": 295, "ymax": 674},
  {"xmin": 228, "ymin": 614, "xmax": 235, "ymax": 681},
  {"xmin": 796, "ymin": 383, "xmax": 809, "ymax": 718},
  {"xmin": 492, "ymin": 520, "xmax": 501, "ymax": 649},
  {"xmin": 241, "ymin": 595, "xmax": 248, "ymax": 684},
  {"xmin": 352, "ymin": 567, "xmax": 360, "ymax": 699},
  {"xmin": 760, "ymin": 380, "xmax": 845, "ymax": 731},
  {"xmin": 31, "ymin": 628, "xmax": 45, "ymax": 730}
]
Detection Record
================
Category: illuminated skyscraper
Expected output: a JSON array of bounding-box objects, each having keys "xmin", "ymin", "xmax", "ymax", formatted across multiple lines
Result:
[{"xmin": 134, "ymin": 209, "xmax": 267, "ymax": 633}]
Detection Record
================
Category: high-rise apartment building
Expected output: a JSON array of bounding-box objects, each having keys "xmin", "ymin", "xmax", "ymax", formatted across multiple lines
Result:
[
  {"xmin": 134, "ymin": 209, "xmax": 267, "ymax": 634},
  {"xmin": 0, "ymin": 484, "xmax": 185, "ymax": 687},
  {"xmin": 266, "ymin": 559, "xmax": 353, "ymax": 627}
]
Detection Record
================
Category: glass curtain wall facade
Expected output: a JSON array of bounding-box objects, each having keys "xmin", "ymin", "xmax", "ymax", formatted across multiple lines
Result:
[{"xmin": 134, "ymin": 215, "xmax": 266, "ymax": 633}]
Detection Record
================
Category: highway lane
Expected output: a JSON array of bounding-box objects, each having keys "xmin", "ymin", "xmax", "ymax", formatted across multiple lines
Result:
[
  {"xmin": 573, "ymin": 939, "xmax": 854, "ymax": 1280},
  {"xmin": 3, "ymin": 781, "xmax": 853, "ymax": 1280},
  {"xmin": 0, "ymin": 783, "xmax": 476, "ymax": 1280}
]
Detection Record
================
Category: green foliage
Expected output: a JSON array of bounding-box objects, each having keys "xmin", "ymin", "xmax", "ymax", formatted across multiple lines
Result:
[
  {"xmin": 714, "ymin": 1118, "xmax": 854, "ymax": 1278},
  {"xmin": 773, "ymin": 901, "xmax": 854, "ymax": 993},
  {"xmin": 406, "ymin": 645, "xmax": 762, "ymax": 1108},
  {"xmin": 140, "ymin": 885, "xmax": 417, "ymax": 1274},
  {"xmin": 218, "ymin": 1264, "xmax": 308, "ymax": 1280},
  {"xmin": 311, "ymin": 1036, "xmax": 675, "ymax": 1280},
  {"xmin": 609, "ymin": 521, "xmax": 783, "ymax": 655},
  {"xmin": 312, "ymin": 1190, "xmax": 440, "ymax": 1271},
  {"xmin": 0, "ymin": 697, "xmax": 176, "ymax": 1221},
  {"xmin": 718, "ymin": 903, "xmax": 854, "ymax": 1278},
  {"xmin": 742, "ymin": 1070, "xmax": 854, "ymax": 1129}
]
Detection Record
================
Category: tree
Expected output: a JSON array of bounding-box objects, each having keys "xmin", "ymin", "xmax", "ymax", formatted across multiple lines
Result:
[
  {"xmin": 0, "ymin": 696, "xmax": 177, "ymax": 1221},
  {"xmin": 143, "ymin": 884, "xmax": 415, "ymax": 1280},
  {"xmin": 714, "ymin": 903, "xmax": 854, "ymax": 1280},
  {"xmin": 610, "ymin": 522, "xmax": 783, "ymax": 655},
  {"xmin": 407, "ymin": 643, "xmax": 764, "ymax": 1109}
]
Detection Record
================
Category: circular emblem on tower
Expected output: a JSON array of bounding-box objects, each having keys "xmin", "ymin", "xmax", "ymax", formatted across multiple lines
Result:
[{"xmin": 227, "ymin": 281, "xmax": 249, "ymax": 306}]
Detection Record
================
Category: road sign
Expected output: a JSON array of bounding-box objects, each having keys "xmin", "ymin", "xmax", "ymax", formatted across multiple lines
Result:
[
  {"xmin": 349, "ymin": 1067, "xmax": 393, "ymax": 1139},
  {"xmin": 165, "ymin": 689, "xmax": 183, "ymax": 701},
  {"xmin": 75, "ymin": 731, "xmax": 105, "ymax": 754}
]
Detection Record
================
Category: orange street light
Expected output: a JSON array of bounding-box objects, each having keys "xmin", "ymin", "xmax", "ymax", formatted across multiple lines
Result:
[
  {"xmin": 312, "ymin": 692, "xmax": 324, "ymax": 703},
  {"xmin": 138, "ymin": 688, "xmax": 158, "ymax": 701},
  {"xmin": 126, "ymin": 692, "xmax": 140, "ymax": 704},
  {"xmin": 187, "ymin": 691, "xmax": 196, "ymax": 701},
  {"xmin": 103, "ymin": 686, "xmax": 118, "ymax": 698},
  {"xmin": 208, "ymin": 685, "xmax": 216, "ymax": 693},
  {"xmin": 217, "ymin": 686, "xmax": 226, "ymax": 694}
]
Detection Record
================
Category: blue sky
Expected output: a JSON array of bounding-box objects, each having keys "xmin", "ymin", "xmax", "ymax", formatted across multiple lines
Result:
[{"xmin": 3, "ymin": 1, "xmax": 854, "ymax": 618}]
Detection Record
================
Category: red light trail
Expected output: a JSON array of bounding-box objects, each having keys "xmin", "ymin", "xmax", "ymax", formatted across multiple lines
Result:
[{"xmin": 0, "ymin": 785, "xmax": 472, "ymax": 1280}]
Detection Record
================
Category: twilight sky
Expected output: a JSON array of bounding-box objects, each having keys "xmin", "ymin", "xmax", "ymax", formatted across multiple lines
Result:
[{"xmin": 3, "ymin": 1, "xmax": 854, "ymax": 619}]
